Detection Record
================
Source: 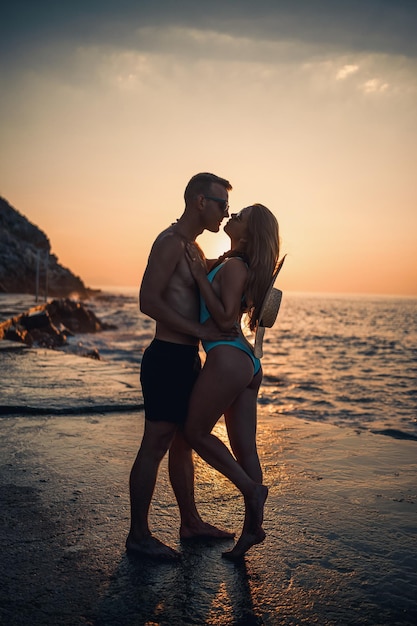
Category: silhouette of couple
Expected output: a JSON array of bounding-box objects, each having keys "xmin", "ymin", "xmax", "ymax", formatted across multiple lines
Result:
[{"xmin": 127, "ymin": 172, "xmax": 281, "ymax": 561}]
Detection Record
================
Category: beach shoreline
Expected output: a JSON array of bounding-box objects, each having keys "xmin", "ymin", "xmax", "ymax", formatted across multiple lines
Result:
[{"xmin": 1, "ymin": 347, "xmax": 416, "ymax": 625}]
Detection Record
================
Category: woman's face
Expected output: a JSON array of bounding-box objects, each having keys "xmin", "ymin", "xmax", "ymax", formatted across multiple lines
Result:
[{"xmin": 224, "ymin": 206, "xmax": 252, "ymax": 241}]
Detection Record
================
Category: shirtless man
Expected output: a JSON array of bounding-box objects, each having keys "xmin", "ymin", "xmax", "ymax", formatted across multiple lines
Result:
[{"xmin": 127, "ymin": 172, "xmax": 235, "ymax": 560}]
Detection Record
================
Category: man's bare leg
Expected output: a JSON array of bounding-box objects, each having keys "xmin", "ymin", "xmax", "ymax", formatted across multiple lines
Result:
[
  {"xmin": 127, "ymin": 420, "xmax": 180, "ymax": 560},
  {"xmin": 169, "ymin": 431, "xmax": 235, "ymax": 540}
]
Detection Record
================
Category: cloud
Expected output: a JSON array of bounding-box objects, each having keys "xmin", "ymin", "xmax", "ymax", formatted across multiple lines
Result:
[
  {"xmin": 362, "ymin": 78, "xmax": 389, "ymax": 94},
  {"xmin": 336, "ymin": 64, "xmax": 359, "ymax": 80},
  {"xmin": 2, "ymin": 0, "xmax": 417, "ymax": 78}
]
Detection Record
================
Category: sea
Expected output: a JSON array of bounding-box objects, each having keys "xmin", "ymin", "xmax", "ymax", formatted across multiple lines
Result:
[{"xmin": 1, "ymin": 289, "xmax": 417, "ymax": 441}]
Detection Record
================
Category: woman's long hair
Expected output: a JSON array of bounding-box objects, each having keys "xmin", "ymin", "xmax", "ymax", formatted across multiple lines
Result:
[
  {"xmin": 211, "ymin": 204, "xmax": 281, "ymax": 331},
  {"xmin": 243, "ymin": 204, "xmax": 280, "ymax": 331}
]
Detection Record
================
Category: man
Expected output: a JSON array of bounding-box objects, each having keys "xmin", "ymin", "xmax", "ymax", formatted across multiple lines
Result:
[{"xmin": 127, "ymin": 172, "xmax": 235, "ymax": 559}]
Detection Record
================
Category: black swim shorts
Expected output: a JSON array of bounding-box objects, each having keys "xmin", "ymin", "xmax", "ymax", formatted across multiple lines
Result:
[{"xmin": 140, "ymin": 338, "xmax": 201, "ymax": 424}]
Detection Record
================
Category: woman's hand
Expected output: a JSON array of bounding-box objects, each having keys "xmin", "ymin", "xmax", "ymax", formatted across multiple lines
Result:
[{"xmin": 185, "ymin": 242, "xmax": 207, "ymax": 280}]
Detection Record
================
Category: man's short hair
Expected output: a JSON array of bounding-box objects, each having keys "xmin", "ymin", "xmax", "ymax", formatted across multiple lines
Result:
[{"xmin": 184, "ymin": 173, "xmax": 232, "ymax": 203}]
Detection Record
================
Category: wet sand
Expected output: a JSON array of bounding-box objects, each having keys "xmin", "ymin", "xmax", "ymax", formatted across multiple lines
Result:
[{"xmin": 1, "ymin": 345, "xmax": 416, "ymax": 625}]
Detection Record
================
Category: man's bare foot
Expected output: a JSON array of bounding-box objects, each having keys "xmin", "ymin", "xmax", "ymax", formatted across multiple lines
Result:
[
  {"xmin": 126, "ymin": 533, "xmax": 180, "ymax": 561},
  {"xmin": 180, "ymin": 520, "xmax": 235, "ymax": 540},
  {"xmin": 221, "ymin": 528, "xmax": 266, "ymax": 560}
]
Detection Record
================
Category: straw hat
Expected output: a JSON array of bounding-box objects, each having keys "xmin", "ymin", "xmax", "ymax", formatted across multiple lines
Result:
[
  {"xmin": 253, "ymin": 255, "xmax": 286, "ymax": 358},
  {"xmin": 259, "ymin": 287, "xmax": 283, "ymax": 328}
]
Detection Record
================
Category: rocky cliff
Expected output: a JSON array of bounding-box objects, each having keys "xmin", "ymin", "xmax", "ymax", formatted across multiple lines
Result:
[{"xmin": 0, "ymin": 196, "xmax": 92, "ymax": 297}]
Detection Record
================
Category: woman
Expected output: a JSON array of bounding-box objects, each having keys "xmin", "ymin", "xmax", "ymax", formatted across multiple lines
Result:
[{"xmin": 185, "ymin": 203, "xmax": 280, "ymax": 559}]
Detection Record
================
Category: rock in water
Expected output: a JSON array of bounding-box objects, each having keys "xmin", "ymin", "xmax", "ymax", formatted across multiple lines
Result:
[{"xmin": 0, "ymin": 299, "xmax": 117, "ymax": 351}]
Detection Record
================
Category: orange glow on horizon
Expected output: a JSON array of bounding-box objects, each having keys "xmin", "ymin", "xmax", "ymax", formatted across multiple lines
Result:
[{"xmin": 1, "ymin": 20, "xmax": 416, "ymax": 297}]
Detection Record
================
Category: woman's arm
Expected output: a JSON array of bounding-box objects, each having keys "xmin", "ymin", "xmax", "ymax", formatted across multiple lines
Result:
[{"xmin": 186, "ymin": 244, "xmax": 247, "ymax": 331}]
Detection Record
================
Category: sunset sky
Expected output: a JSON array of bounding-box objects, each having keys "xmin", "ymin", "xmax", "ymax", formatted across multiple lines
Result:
[{"xmin": 1, "ymin": 1, "xmax": 416, "ymax": 295}]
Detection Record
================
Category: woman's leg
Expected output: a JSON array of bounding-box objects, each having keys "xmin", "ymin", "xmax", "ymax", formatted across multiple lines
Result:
[
  {"xmin": 185, "ymin": 346, "xmax": 256, "ymax": 494},
  {"xmin": 168, "ymin": 430, "xmax": 235, "ymax": 540},
  {"xmin": 221, "ymin": 368, "xmax": 266, "ymax": 559},
  {"xmin": 224, "ymin": 368, "xmax": 263, "ymax": 484},
  {"xmin": 185, "ymin": 347, "xmax": 267, "ymax": 556}
]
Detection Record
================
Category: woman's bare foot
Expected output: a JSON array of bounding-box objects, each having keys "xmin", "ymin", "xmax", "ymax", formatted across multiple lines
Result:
[
  {"xmin": 221, "ymin": 483, "xmax": 268, "ymax": 559},
  {"xmin": 247, "ymin": 484, "xmax": 268, "ymax": 530},
  {"xmin": 221, "ymin": 528, "xmax": 266, "ymax": 560},
  {"xmin": 180, "ymin": 520, "xmax": 235, "ymax": 540},
  {"xmin": 126, "ymin": 533, "xmax": 180, "ymax": 560}
]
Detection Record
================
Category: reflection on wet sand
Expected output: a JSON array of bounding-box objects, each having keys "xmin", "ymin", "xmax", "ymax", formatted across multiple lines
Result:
[
  {"xmin": 97, "ymin": 540, "xmax": 259, "ymax": 625},
  {"xmin": 1, "ymin": 350, "xmax": 416, "ymax": 625}
]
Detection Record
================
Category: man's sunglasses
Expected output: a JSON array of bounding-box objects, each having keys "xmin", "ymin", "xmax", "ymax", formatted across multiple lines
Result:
[{"xmin": 204, "ymin": 196, "xmax": 229, "ymax": 213}]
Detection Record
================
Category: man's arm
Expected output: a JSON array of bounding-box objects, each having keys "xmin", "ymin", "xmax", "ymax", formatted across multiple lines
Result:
[{"xmin": 140, "ymin": 234, "xmax": 236, "ymax": 341}]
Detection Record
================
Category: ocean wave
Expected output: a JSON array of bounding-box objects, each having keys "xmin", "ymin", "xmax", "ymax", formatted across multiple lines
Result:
[
  {"xmin": 371, "ymin": 428, "xmax": 417, "ymax": 442},
  {"xmin": 0, "ymin": 403, "xmax": 143, "ymax": 417},
  {"xmin": 2, "ymin": 291, "xmax": 417, "ymax": 439}
]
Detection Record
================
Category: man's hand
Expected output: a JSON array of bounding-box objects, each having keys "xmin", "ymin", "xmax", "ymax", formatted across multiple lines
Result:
[{"xmin": 198, "ymin": 318, "xmax": 238, "ymax": 342}]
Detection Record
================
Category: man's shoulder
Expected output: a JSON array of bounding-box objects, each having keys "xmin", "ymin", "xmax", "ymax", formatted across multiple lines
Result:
[
  {"xmin": 152, "ymin": 226, "xmax": 185, "ymax": 250},
  {"xmin": 155, "ymin": 224, "xmax": 174, "ymax": 240},
  {"xmin": 146, "ymin": 226, "xmax": 187, "ymax": 269}
]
